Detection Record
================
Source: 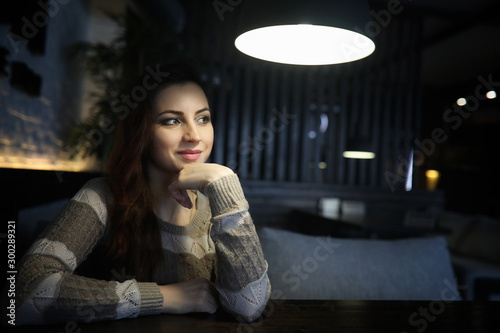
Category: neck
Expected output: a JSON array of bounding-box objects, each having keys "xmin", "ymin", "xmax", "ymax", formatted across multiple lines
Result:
[{"xmin": 147, "ymin": 163, "xmax": 175, "ymax": 201}]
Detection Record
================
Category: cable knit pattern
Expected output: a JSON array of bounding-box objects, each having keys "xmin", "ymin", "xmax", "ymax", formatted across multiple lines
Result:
[
  {"xmin": 115, "ymin": 280, "xmax": 140, "ymax": 319},
  {"xmin": 16, "ymin": 178, "xmax": 159, "ymax": 325},
  {"xmin": 204, "ymin": 174, "xmax": 248, "ymax": 215},
  {"xmin": 160, "ymin": 231, "xmax": 214, "ymax": 259},
  {"xmin": 72, "ymin": 178, "xmax": 111, "ymax": 225},
  {"xmin": 211, "ymin": 211, "xmax": 249, "ymax": 235},
  {"xmin": 16, "ymin": 174, "xmax": 270, "ymax": 325},
  {"xmin": 29, "ymin": 238, "xmax": 78, "ymax": 271},
  {"xmin": 137, "ymin": 283, "xmax": 166, "ymax": 316},
  {"xmin": 206, "ymin": 174, "xmax": 271, "ymax": 321},
  {"xmin": 17, "ymin": 273, "xmax": 63, "ymax": 325},
  {"xmin": 217, "ymin": 271, "xmax": 270, "ymax": 322}
]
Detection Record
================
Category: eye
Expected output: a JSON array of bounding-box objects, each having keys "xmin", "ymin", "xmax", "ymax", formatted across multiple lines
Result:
[
  {"xmin": 160, "ymin": 118, "xmax": 181, "ymax": 126},
  {"xmin": 196, "ymin": 115, "xmax": 211, "ymax": 125}
]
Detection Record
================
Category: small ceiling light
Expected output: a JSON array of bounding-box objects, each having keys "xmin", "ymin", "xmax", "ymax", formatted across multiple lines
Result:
[
  {"xmin": 343, "ymin": 138, "xmax": 376, "ymax": 159},
  {"xmin": 235, "ymin": 0, "xmax": 375, "ymax": 65},
  {"xmin": 486, "ymin": 90, "xmax": 497, "ymax": 99},
  {"xmin": 343, "ymin": 151, "xmax": 376, "ymax": 159},
  {"xmin": 456, "ymin": 98, "xmax": 467, "ymax": 106}
]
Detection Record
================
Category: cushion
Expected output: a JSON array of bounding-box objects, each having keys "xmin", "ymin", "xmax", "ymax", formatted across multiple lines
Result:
[
  {"xmin": 439, "ymin": 211, "xmax": 500, "ymax": 265},
  {"xmin": 437, "ymin": 210, "xmax": 475, "ymax": 250},
  {"xmin": 453, "ymin": 216, "xmax": 500, "ymax": 265},
  {"xmin": 258, "ymin": 227, "xmax": 460, "ymax": 300}
]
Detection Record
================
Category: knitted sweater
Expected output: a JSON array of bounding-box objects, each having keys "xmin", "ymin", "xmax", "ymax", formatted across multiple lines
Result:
[{"xmin": 16, "ymin": 173, "xmax": 270, "ymax": 324}]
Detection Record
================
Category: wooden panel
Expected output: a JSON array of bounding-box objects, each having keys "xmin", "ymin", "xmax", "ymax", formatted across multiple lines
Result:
[
  {"xmin": 238, "ymin": 66, "xmax": 253, "ymax": 179},
  {"xmin": 250, "ymin": 65, "xmax": 265, "ymax": 180},
  {"xmin": 263, "ymin": 66, "xmax": 277, "ymax": 180},
  {"xmin": 288, "ymin": 68, "xmax": 302, "ymax": 182},
  {"xmin": 276, "ymin": 69, "xmax": 290, "ymax": 181}
]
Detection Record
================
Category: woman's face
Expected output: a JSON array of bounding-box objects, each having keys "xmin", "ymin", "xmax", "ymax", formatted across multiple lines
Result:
[{"xmin": 148, "ymin": 82, "xmax": 214, "ymax": 176}]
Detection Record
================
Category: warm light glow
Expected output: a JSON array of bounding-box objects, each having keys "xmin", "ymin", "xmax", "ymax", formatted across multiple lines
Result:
[
  {"xmin": 456, "ymin": 98, "xmax": 467, "ymax": 106},
  {"xmin": 318, "ymin": 161, "xmax": 327, "ymax": 169},
  {"xmin": 486, "ymin": 90, "xmax": 497, "ymax": 99},
  {"xmin": 0, "ymin": 155, "xmax": 99, "ymax": 172},
  {"xmin": 425, "ymin": 169, "xmax": 439, "ymax": 179},
  {"xmin": 235, "ymin": 24, "xmax": 375, "ymax": 65},
  {"xmin": 342, "ymin": 151, "xmax": 376, "ymax": 159},
  {"xmin": 425, "ymin": 169, "xmax": 440, "ymax": 191}
]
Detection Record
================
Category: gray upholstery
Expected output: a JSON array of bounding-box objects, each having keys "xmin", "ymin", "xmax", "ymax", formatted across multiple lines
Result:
[{"xmin": 258, "ymin": 227, "xmax": 460, "ymax": 300}]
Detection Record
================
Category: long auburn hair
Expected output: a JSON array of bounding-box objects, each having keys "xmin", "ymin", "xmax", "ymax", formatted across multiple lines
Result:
[{"xmin": 104, "ymin": 63, "xmax": 206, "ymax": 281}]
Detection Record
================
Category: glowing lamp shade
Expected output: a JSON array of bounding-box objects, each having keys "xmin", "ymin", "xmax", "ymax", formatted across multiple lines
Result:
[
  {"xmin": 235, "ymin": 24, "xmax": 375, "ymax": 65},
  {"xmin": 235, "ymin": 0, "xmax": 375, "ymax": 65}
]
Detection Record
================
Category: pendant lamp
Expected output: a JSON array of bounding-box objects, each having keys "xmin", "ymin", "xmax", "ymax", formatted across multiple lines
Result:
[{"xmin": 234, "ymin": 0, "xmax": 375, "ymax": 65}]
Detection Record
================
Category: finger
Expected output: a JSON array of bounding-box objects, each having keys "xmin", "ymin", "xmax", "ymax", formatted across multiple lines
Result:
[
  {"xmin": 204, "ymin": 292, "xmax": 219, "ymax": 314},
  {"xmin": 207, "ymin": 300, "xmax": 219, "ymax": 314},
  {"xmin": 168, "ymin": 186, "xmax": 192, "ymax": 209},
  {"xmin": 208, "ymin": 281, "xmax": 219, "ymax": 299},
  {"xmin": 207, "ymin": 282, "xmax": 220, "ymax": 313}
]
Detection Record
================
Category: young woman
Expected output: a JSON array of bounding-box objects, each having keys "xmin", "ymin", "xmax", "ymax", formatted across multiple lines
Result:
[{"xmin": 16, "ymin": 64, "xmax": 270, "ymax": 324}]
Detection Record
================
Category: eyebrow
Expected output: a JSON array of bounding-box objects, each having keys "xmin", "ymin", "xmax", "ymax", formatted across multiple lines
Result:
[{"xmin": 156, "ymin": 107, "xmax": 210, "ymax": 118}]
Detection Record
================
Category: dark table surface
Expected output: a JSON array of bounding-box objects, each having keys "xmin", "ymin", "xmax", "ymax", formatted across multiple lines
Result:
[
  {"xmin": 8, "ymin": 300, "xmax": 500, "ymax": 333},
  {"xmin": 293, "ymin": 209, "xmax": 452, "ymax": 239}
]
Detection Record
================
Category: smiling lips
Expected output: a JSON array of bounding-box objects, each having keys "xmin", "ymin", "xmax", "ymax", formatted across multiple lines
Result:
[{"xmin": 177, "ymin": 149, "xmax": 202, "ymax": 161}]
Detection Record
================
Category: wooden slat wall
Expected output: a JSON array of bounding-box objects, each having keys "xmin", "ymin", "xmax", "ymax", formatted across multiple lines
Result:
[{"xmin": 186, "ymin": 4, "xmax": 423, "ymax": 190}]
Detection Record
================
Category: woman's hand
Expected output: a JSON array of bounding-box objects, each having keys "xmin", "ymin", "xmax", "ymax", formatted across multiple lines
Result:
[
  {"xmin": 159, "ymin": 278, "xmax": 219, "ymax": 314},
  {"xmin": 168, "ymin": 163, "xmax": 233, "ymax": 208}
]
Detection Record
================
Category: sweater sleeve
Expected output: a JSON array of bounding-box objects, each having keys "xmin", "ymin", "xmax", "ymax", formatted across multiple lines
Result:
[
  {"xmin": 204, "ymin": 173, "xmax": 271, "ymax": 322},
  {"xmin": 15, "ymin": 178, "xmax": 163, "ymax": 325}
]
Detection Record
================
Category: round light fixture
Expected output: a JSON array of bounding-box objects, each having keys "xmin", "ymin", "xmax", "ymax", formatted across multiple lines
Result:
[
  {"xmin": 486, "ymin": 90, "xmax": 497, "ymax": 99},
  {"xmin": 235, "ymin": 0, "xmax": 375, "ymax": 65},
  {"xmin": 235, "ymin": 24, "xmax": 375, "ymax": 65}
]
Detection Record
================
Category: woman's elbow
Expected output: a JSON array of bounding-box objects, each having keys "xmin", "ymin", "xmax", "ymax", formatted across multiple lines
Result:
[{"xmin": 220, "ymin": 277, "xmax": 271, "ymax": 323}]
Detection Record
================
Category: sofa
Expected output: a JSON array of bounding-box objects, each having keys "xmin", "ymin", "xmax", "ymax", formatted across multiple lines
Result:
[
  {"xmin": 437, "ymin": 211, "xmax": 500, "ymax": 300},
  {"xmin": 258, "ymin": 227, "xmax": 462, "ymax": 300}
]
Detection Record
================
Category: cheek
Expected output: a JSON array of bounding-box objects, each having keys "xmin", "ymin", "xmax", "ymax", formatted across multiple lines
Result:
[
  {"xmin": 204, "ymin": 127, "xmax": 214, "ymax": 150},
  {"xmin": 150, "ymin": 131, "xmax": 174, "ymax": 157},
  {"xmin": 207, "ymin": 128, "xmax": 214, "ymax": 145}
]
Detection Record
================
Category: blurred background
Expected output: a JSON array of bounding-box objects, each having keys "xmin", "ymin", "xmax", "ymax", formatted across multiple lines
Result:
[{"xmin": 2, "ymin": 0, "xmax": 500, "ymax": 215}]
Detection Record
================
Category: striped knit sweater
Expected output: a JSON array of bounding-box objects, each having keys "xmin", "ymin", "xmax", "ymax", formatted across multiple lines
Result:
[{"xmin": 16, "ymin": 173, "xmax": 270, "ymax": 324}]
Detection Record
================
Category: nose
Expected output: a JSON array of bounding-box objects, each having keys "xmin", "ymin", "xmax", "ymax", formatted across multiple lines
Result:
[{"xmin": 183, "ymin": 121, "xmax": 202, "ymax": 143}]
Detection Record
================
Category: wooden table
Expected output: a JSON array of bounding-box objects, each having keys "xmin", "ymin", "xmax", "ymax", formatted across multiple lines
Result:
[{"xmin": 10, "ymin": 300, "xmax": 500, "ymax": 333}]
